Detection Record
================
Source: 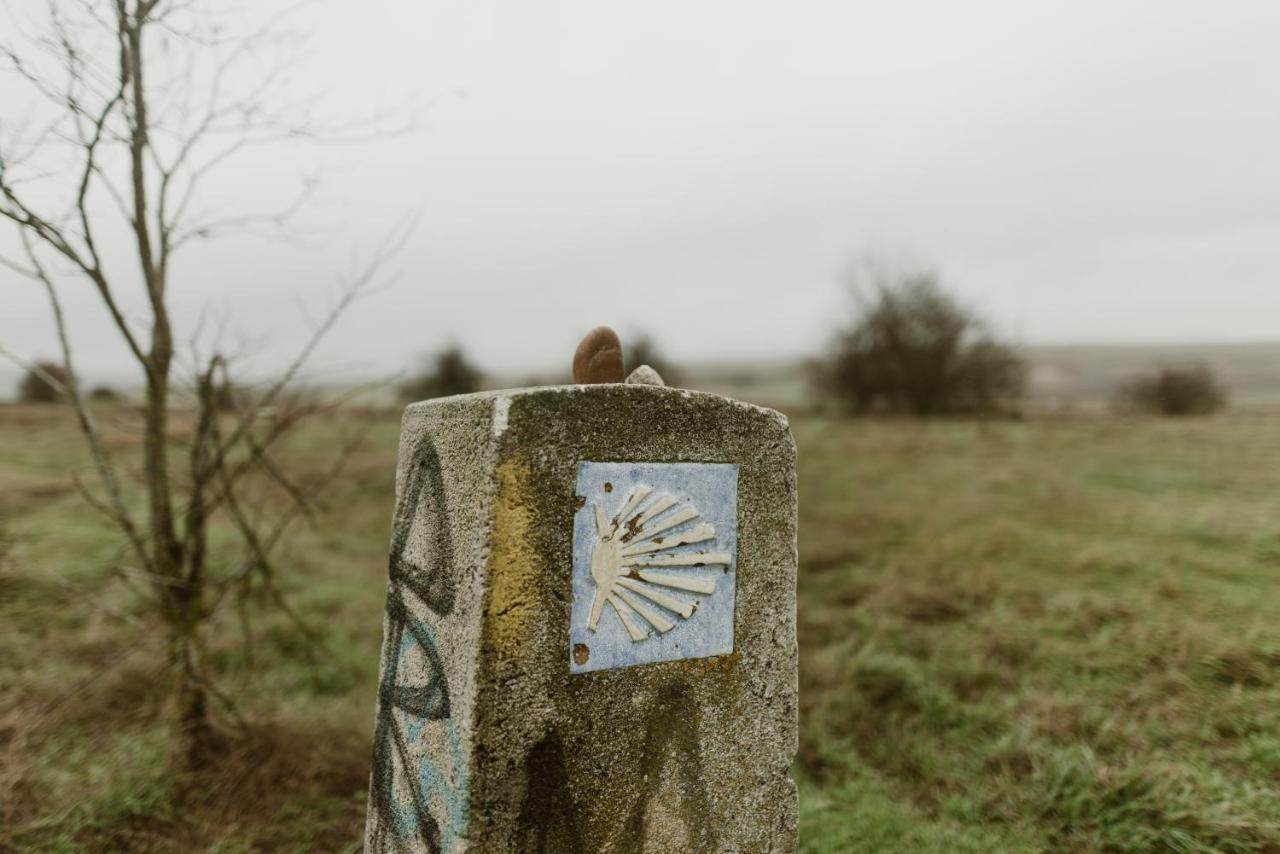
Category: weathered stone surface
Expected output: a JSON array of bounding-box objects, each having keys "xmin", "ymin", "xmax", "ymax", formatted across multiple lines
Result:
[
  {"xmin": 365, "ymin": 385, "xmax": 798, "ymax": 853},
  {"xmin": 625, "ymin": 364, "xmax": 666, "ymax": 386},
  {"xmin": 572, "ymin": 326, "xmax": 625, "ymax": 384}
]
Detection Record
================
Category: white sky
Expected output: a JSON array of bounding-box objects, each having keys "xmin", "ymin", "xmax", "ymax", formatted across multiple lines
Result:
[{"xmin": 2, "ymin": 0, "xmax": 1279, "ymax": 389}]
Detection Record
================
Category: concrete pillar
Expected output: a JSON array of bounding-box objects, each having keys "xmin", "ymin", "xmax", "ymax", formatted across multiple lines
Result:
[{"xmin": 365, "ymin": 383, "xmax": 798, "ymax": 852}]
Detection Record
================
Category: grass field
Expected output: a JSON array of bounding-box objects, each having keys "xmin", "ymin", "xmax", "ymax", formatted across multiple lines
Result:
[{"xmin": 3, "ymin": 404, "xmax": 1280, "ymax": 852}]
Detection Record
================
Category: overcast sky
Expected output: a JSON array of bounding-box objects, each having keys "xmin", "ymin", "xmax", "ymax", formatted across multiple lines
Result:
[{"xmin": 2, "ymin": 0, "xmax": 1279, "ymax": 389}]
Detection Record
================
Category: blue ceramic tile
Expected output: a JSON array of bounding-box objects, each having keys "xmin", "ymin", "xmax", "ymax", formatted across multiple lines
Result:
[{"xmin": 569, "ymin": 461, "xmax": 738, "ymax": 673}]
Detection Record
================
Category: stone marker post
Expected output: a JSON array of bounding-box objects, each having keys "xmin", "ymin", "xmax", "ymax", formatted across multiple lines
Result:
[{"xmin": 365, "ymin": 377, "xmax": 798, "ymax": 852}]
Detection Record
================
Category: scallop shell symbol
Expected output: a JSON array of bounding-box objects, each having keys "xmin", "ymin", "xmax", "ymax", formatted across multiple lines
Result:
[{"xmin": 585, "ymin": 484, "xmax": 731, "ymax": 642}]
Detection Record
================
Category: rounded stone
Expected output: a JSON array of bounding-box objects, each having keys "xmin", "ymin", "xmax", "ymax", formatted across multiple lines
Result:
[
  {"xmin": 572, "ymin": 326, "xmax": 625, "ymax": 384},
  {"xmin": 625, "ymin": 364, "xmax": 666, "ymax": 386}
]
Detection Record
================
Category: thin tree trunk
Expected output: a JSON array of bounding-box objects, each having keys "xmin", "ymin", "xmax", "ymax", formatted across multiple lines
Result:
[
  {"xmin": 172, "ymin": 617, "xmax": 213, "ymax": 762},
  {"xmin": 122, "ymin": 2, "xmax": 208, "ymax": 753}
]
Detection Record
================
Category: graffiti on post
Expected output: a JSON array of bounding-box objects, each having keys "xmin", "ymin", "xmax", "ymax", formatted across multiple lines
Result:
[{"xmin": 369, "ymin": 432, "xmax": 469, "ymax": 853}]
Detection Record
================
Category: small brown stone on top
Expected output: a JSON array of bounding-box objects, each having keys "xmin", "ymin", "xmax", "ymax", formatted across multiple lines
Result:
[{"xmin": 573, "ymin": 326, "xmax": 625, "ymax": 384}]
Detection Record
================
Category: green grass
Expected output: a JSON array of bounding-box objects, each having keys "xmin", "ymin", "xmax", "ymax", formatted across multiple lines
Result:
[
  {"xmin": 3, "ymin": 405, "xmax": 1280, "ymax": 851},
  {"xmin": 0, "ymin": 405, "xmax": 386, "ymax": 852},
  {"xmin": 797, "ymin": 415, "xmax": 1280, "ymax": 852}
]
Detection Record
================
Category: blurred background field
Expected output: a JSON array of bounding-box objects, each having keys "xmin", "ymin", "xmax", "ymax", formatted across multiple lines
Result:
[{"xmin": 4, "ymin": 394, "xmax": 1279, "ymax": 852}]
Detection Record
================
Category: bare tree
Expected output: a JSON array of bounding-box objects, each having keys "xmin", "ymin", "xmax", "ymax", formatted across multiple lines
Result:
[
  {"xmin": 18, "ymin": 359, "xmax": 68, "ymax": 402},
  {"xmin": 814, "ymin": 260, "xmax": 1025, "ymax": 416},
  {"xmin": 627, "ymin": 333, "xmax": 683, "ymax": 386},
  {"xmin": 0, "ymin": 1, "xmax": 405, "ymax": 760},
  {"xmin": 400, "ymin": 343, "xmax": 483, "ymax": 401}
]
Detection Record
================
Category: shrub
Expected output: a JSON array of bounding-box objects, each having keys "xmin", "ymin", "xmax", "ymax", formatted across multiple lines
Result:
[
  {"xmin": 18, "ymin": 361, "xmax": 67, "ymax": 403},
  {"xmin": 209, "ymin": 380, "xmax": 249, "ymax": 412},
  {"xmin": 89, "ymin": 386, "xmax": 121, "ymax": 403},
  {"xmin": 1113, "ymin": 365, "xmax": 1226, "ymax": 416},
  {"xmin": 399, "ymin": 344, "xmax": 483, "ymax": 401},
  {"xmin": 627, "ymin": 334, "xmax": 682, "ymax": 386},
  {"xmin": 815, "ymin": 267, "xmax": 1025, "ymax": 415}
]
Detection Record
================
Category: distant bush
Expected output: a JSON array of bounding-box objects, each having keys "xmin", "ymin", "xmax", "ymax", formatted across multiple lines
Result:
[
  {"xmin": 815, "ymin": 267, "xmax": 1026, "ymax": 415},
  {"xmin": 400, "ymin": 344, "xmax": 483, "ymax": 401},
  {"xmin": 88, "ymin": 386, "xmax": 121, "ymax": 403},
  {"xmin": 628, "ymin": 334, "xmax": 683, "ymax": 386},
  {"xmin": 19, "ymin": 361, "xmax": 67, "ymax": 403},
  {"xmin": 209, "ymin": 379, "xmax": 250, "ymax": 412},
  {"xmin": 1113, "ymin": 364, "xmax": 1226, "ymax": 416}
]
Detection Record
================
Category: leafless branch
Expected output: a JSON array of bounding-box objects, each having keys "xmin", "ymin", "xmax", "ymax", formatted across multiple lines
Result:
[
  {"xmin": 183, "ymin": 373, "xmax": 389, "ymax": 536},
  {"xmin": 18, "ymin": 230, "xmax": 153, "ymax": 573},
  {"xmin": 196, "ymin": 220, "xmax": 411, "ymax": 485},
  {"xmin": 243, "ymin": 431, "xmax": 318, "ymax": 526},
  {"xmin": 206, "ymin": 413, "xmax": 326, "ymax": 659}
]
